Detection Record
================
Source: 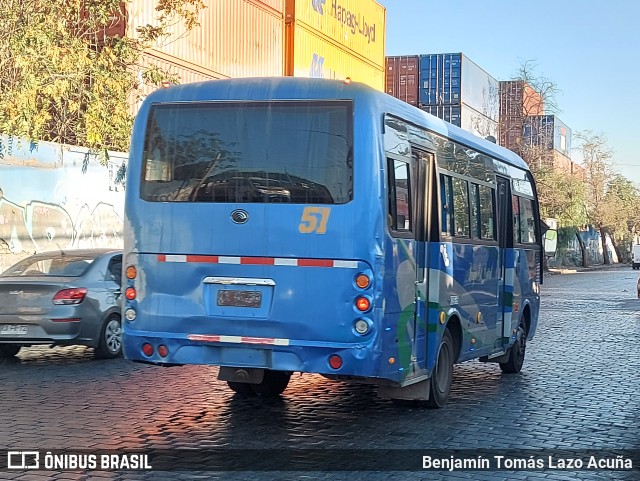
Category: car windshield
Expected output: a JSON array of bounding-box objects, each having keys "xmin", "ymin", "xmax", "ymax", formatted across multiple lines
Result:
[{"xmin": 1, "ymin": 254, "xmax": 96, "ymax": 277}]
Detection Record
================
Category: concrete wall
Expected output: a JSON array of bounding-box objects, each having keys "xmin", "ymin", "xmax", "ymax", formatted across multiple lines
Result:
[{"xmin": 0, "ymin": 135, "xmax": 126, "ymax": 272}]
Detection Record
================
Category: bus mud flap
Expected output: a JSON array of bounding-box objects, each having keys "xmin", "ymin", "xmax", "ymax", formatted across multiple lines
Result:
[{"xmin": 377, "ymin": 378, "xmax": 431, "ymax": 401}]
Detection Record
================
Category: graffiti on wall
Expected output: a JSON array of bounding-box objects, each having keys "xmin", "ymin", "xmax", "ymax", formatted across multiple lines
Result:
[
  {"xmin": 0, "ymin": 195, "xmax": 123, "ymax": 254},
  {"xmin": 0, "ymin": 134, "xmax": 127, "ymax": 271}
]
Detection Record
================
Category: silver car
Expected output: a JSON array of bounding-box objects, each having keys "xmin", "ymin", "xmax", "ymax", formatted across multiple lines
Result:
[{"xmin": 0, "ymin": 249, "xmax": 123, "ymax": 358}]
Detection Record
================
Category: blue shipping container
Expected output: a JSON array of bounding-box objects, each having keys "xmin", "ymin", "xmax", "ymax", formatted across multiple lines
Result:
[
  {"xmin": 419, "ymin": 53, "xmax": 498, "ymax": 121},
  {"xmin": 523, "ymin": 115, "xmax": 572, "ymax": 157}
]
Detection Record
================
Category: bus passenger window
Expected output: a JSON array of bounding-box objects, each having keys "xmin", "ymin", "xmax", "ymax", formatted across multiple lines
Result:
[
  {"xmin": 470, "ymin": 183, "xmax": 480, "ymax": 239},
  {"xmin": 440, "ymin": 174, "xmax": 453, "ymax": 237},
  {"xmin": 452, "ymin": 177, "xmax": 470, "ymax": 237},
  {"xmin": 479, "ymin": 185, "xmax": 495, "ymax": 240},
  {"xmin": 519, "ymin": 197, "xmax": 537, "ymax": 243},
  {"xmin": 512, "ymin": 195, "xmax": 521, "ymax": 243},
  {"xmin": 388, "ymin": 159, "xmax": 412, "ymax": 232}
]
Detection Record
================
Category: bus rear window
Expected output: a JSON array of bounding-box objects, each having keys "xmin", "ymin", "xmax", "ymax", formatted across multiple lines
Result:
[{"xmin": 140, "ymin": 100, "xmax": 353, "ymax": 204}]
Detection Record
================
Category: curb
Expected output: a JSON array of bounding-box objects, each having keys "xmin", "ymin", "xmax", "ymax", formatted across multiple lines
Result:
[{"xmin": 547, "ymin": 263, "xmax": 631, "ymax": 275}]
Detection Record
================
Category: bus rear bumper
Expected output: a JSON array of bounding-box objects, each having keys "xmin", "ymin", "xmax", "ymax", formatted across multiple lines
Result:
[{"xmin": 123, "ymin": 332, "xmax": 388, "ymax": 380}]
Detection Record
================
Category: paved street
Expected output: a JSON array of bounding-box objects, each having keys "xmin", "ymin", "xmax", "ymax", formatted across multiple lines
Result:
[{"xmin": 1, "ymin": 267, "xmax": 638, "ymax": 480}]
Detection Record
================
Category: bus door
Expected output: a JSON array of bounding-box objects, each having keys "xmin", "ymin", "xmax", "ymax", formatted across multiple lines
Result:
[
  {"xmin": 408, "ymin": 149, "xmax": 433, "ymax": 377},
  {"xmin": 495, "ymin": 176, "xmax": 513, "ymax": 342}
]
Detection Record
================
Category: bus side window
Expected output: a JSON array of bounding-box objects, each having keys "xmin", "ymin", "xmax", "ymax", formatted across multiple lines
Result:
[
  {"xmin": 452, "ymin": 177, "xmax": 470, "ymax": 238},
  {"xmin": 388, "ymin": 159, "xmax": 412, "ymax": 232},
  {"xmin": 470, "ymin": 183, "xmax": 481, "ymax": 239},
  {"xmin": 440, "ymin": 174, "xmax": 453, "ymax": 237},
  {"xmin": 512, "ymin": 194, "xmax": 521, "ymax": 243},
  {"xmin": 479, "ymin": 184, "xmax": 496, "ymax": 240},
  {"xmin": 519, "ymin": 197, "xmax": 537, "ymax": 243}
]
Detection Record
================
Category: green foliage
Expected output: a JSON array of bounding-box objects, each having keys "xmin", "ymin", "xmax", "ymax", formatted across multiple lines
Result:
[
  {"xmin": 530, "ymin": 159, "xmax": 587, "ymax": 228},
  {"xmin": 0, "ymin": 0, "xmax": 205, "ymax": 157}
]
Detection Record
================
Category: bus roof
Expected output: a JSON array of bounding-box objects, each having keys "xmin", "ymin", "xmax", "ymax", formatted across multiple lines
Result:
[{"xmin": 142, "ymin": 77, "xmax": 529, "ymax": 172}]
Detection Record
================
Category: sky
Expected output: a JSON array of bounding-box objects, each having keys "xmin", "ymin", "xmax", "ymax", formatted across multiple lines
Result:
[{"xmin": 376, "ymin": 0, "xmax": 640, "ymax": 184}]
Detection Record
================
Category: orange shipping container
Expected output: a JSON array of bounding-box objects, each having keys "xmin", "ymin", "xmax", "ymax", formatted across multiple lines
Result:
[
  {"xmin": 129, "ymin": 0, "xmax": 285, "ymax": 79},
  {"xmin": 126, "ymin": 0, "xmax": 385, "ymax": 91}
]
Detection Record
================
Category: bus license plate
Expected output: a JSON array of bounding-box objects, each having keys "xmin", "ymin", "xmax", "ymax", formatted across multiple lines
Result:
[
  {"xmin": 0, "ymin": 324, "xmax": 28, "ymax": 335},
  {"xmin": 217, "ymin": 290, "xmax": 262, "ymax": 308}
]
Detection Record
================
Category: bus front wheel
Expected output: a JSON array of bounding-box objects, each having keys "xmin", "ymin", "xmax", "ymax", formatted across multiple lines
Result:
[
  {"xmin": 500, "ymin": 321, "xmax": 527, "ymax": 374},
  {"xmin": 426, "ymin": 329, "xmax": 454, "ymax": 408}
]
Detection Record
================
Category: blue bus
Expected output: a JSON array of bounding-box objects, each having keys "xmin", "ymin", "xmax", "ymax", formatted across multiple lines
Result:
[{"xmin": 123, "ymin": 77, "xmax": 543, "ymax": 407}]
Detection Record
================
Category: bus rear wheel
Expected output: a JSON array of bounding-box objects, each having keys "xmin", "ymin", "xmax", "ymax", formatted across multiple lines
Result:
[
  {"xmin": 227, "ymin": 381, "xmax": 257, "ymax": 396},
  {"xmin": 426, "ymin": 329, "xmax": 454, "ymax": 408},
  {"xmin": 251, "ymin": 370, "xmax": 291, "ymax": 397},
  {"xmin": 500, "ymin": 320, "xmax": 527, "ymax": 374}
]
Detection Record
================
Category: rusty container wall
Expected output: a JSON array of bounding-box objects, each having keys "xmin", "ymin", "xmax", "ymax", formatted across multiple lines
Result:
[
  {"xmin": 129, "ymin": 0, "xmax": 285, "ymax": 79},
  {"xmin": 292, "ymin": 24, "xmax": 384, "ymax": 90},
  {"xmin": 385, "ymin": 56, "xmax": 419, "ymax": 106},
  {"xmin": 499, "ymin": 80, "xmax": 545, "ymax": 151},
  {"xmin": 131, "ymin": 52, "xmax": 222, "ymax": 115},
  {"xmin": 292, "ymin": 0, "xmax": 385, "ymax": 90}
]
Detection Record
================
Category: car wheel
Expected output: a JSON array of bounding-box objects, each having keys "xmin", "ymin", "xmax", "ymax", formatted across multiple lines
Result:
[
  {"xmin": 251, "ymin": 370, "xmax": 291, "ymax": 397},
  {"xmin": 500, "ymin": 320, "xmax": 527, "ymax": 374},
  {"xmin": 426, "ymin": 329, "xmax": 454, "ymax": 408},
  {"xmin": 94, "ymin": 314, "xmax": 122, "ymax": 359},
  {"xmin": 0, "ymin": 344, "xmax": 21, "ymax": 358}
]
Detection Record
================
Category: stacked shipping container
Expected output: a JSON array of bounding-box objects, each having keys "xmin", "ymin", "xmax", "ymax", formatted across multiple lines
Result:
[
  {"xmin": 385, "ymin": 53, "xmax": 499, "ymax": 140},
  {"xmin": 127, "ymin": 0, "xmax": 385, "ymax": 95},
  {"xmin": 385, "ymin": 56, "xmax": 419, "ymax": 106},
  {"xmin": 498, "ymin": 80, "xmax": 544, "ymax": 152}
]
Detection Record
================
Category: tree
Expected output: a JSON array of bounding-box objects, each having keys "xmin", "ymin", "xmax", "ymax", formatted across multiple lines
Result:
[
  {"xmin": 602, "ymin": 174, "xmax": 640, "ymax": 261},
  {"xmin": 0, "ymin": 0, "xmax": 205, "ymax": 157},
  {"xmin": 577, "ymin": 131, "xmax": 615, "ymax": 264},
  {"xmin": 499, "ymin": 59, "xmax": 561, "ymax": 161}
]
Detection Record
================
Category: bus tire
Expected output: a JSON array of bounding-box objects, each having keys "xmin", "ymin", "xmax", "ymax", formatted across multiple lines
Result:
[
  {"xmin": 227, "ymin": 381, "xmax": 257, "ymax": 396},
  {"xmin": 426, "ymin": 329, "xmax": 454, "ymax": 408},
  {"xmin": 500, "ymin": 320, "xmax": 527, "ymax": 374},
  {"xmin": 251, "ymin": 370, "xmax": 291, "ymax": 397}
]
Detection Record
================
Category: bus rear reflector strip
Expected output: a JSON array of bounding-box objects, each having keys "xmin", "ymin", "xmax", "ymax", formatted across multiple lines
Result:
[
  {"xmin": 188, "ymin": 334, "xmax": 290, "ymax": 346},
  {"xmin": 158, "ymin": 255, "xmax": 358, "ymax": 269}
]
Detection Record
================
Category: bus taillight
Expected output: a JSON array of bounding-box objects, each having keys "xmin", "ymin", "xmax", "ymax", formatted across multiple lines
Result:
[
  {"xmin": 142, "ymin": 343, "xmax": 154, "ymax": 356},
  {"xmin": 126, "ymin": 266, "xmax": 137, "ymax": 279},
  {"xmin": 355, "ymin": 273, "xmax": 370, "ymax": 289},
  {"xmin": 125, "ymin": 287, "xmax": 136, "ymax": 300},
  {"xmin": 355, "ymin": 296, "xmax": 371, "ymax": 312},
  {"xmin": 329, "ymin": 354, "xmax": 343, "ymax": 369}
]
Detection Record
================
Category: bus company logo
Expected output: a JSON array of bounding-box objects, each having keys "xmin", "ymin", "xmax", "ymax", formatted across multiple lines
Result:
[
  {"xmin": 311, "ymin": 0, "xmax": 326, "ymax": 15},
  {"xmin": 312, "ymin": 0, "xmax": 377, "ymax": 44},
  {"xmin": 7, "ymin": 451, "xmax": 40, "ymax": 469},
  {"xmin": 231, "ymin": 209, "xmax": 249, "ymax": 224}
]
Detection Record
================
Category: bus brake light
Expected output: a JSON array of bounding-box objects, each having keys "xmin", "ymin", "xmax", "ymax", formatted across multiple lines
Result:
[{"xmin": 355, "ymin": 297, "xmax": 370, "ymax": 312}]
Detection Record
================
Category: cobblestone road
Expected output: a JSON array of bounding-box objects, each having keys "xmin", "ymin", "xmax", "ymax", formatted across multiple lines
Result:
[{"xmin": 1, "ymin": 267, "xmax": 638, "ymax": 480}]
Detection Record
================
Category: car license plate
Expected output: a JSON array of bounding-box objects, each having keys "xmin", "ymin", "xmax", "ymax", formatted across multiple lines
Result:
[
  {"xmin": 0, "ymin": 324, "xmax": 28, "ymax": 335},
  {"xmin": 217, "ymin": 290, "xmax": 262, "ymax": 308}
]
